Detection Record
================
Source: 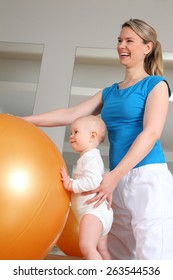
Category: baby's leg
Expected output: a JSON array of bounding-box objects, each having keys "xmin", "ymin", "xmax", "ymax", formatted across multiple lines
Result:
[
  {"xmin": 79, "ymin": 214, "xmax": 103, "ymax": 260},
  {"xmin": 97, "ymin": 234, "xmax": 112, "ymax": 260}
]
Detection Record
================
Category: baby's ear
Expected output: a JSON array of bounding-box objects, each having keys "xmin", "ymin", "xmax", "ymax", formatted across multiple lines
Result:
[{"xmin": 90, "ymin": 131, "xmax": 97, "ymax": 141}]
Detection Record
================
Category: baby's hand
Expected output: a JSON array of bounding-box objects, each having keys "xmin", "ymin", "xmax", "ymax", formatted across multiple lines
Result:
[{"xmin": 60, "ymin": 166, "xmax": 73, "ymax": 191}]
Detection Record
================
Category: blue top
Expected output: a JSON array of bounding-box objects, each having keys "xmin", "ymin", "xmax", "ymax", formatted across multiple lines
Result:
[{"xmin": 101, "ymin": 75, "xmax": 171, "ymax": 170}]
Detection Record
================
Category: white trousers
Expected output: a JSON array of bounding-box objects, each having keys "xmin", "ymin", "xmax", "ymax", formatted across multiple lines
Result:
[{"xmin": 108, "ymin": 163, "xmax": 173, "ymax": 260}]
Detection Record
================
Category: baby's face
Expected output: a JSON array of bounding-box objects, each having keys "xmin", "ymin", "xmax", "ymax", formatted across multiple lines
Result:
[{"xmin": 69, "ymin": 119, "xmax": 95, "ymax": 154}]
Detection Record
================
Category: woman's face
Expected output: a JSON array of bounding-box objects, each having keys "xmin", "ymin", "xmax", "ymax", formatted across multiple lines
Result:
[{"xmin": 117, "ymin": 26, "xmax": 151, "ymax": 68}]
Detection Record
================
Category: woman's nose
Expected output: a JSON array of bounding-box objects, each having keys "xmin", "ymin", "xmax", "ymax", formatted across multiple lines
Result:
[{"xmin": 118, "ymin": 40, "xmax": 126, "ymax": 49}]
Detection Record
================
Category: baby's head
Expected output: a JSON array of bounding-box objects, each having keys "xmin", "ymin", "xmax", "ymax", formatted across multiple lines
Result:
[{"xmin": 69, "ymin": 115, "xmax": 106, "ymax": 154}]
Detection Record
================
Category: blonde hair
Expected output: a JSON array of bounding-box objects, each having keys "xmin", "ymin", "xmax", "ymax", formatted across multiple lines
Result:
[{"xmin": 122, "ymin": 19, "xmax": 163, "ymax": 76}]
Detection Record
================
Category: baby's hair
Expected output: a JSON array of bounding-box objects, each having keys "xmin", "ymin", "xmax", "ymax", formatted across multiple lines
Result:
[
  {"xmin": 75, "ymin": 115, "xmax": 106, "ymax": 144},
  {"xmin": 88, "ymin": 115, "xmax": 106, "ymax": 143}
]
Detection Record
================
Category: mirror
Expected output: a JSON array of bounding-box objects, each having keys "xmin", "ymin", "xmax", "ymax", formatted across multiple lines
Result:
[
  {"xmin": 62, "ymin": 47, "xmax": 173, "ymax": 174},
  {"xmin": 0, "ymin": 42, "xmax": 44, "ymax": 116}
]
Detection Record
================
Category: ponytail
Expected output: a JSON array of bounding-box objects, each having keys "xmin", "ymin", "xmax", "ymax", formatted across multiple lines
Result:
[{"xmin": 145, "ymin": 40, "xmax": 163, "ymax": 76}]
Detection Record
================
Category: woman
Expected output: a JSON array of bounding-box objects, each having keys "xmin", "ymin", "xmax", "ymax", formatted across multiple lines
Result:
[{"xmin": 22, "ymin": 19, "xmax": 173, "ymax": 260}]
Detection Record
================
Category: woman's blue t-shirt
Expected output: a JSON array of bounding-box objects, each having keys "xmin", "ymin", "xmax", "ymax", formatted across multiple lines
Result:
[{"xmin": 101, "ymin": 76, "xmax": 171, "ymax": 170}]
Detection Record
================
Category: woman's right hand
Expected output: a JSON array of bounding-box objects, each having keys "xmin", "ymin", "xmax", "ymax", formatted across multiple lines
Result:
[{"xmin": 83, "ymin": 171, "xmax": 118, "ymax": 208}]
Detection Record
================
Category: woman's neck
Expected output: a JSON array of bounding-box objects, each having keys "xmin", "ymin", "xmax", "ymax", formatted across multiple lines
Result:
[{"xmin": 119, "ymin": 68, "xmax": 149, "ymax": 89}]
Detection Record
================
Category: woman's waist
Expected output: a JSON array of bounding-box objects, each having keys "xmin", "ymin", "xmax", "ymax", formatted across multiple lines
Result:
[{"xmin": 109, "ymin": 140, "xmax": 165, "ymax": 170}]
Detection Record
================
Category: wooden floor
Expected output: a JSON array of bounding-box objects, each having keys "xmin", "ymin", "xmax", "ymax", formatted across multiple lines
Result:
[
  {"xmin": 44, "ymin": 254, "xmax": 83, "ymax": 260},
  {"xmin": 44, "ymin": 246, "xmax": 83, "ymax": 260}
]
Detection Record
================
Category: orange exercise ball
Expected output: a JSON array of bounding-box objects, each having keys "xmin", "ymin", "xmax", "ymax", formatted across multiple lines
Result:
[
  {"xmin": 56, "ymin": 207, "xmax": 83, "ymax": 258},
  {"xmin": 0, "ymin": 114, "xmax": 70, "ymax": 260}
]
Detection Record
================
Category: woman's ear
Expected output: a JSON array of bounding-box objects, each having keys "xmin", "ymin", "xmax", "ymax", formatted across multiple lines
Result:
[{"xmin": 145, "ymin": 41, "xmax": 153, "ymax": 55}]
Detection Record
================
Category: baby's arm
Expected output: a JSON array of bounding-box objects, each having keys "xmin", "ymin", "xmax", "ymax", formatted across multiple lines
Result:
[
  {"xmin": 60, "ymin": 166, "xmax": 73, "ymax": 191},
  {"xmin": 72, "ymin": 158, "xmax": 103, "ymax": 193},
  {"xmin": 60, "ymin": 155, "xmax": 103, "ymax": 193}
]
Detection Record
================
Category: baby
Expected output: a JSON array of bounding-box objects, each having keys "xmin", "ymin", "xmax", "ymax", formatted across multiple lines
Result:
[{"xmin": 60, "ymin": 115, "xmax": 113, "ymax": 260}]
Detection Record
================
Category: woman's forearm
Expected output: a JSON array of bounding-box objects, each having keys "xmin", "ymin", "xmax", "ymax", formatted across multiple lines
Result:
[
  {"xmin": 22, "ymin": 107, "xmax": 76, "ymax": 127},
  {"xmin": 22, "ymin": 91, "xmax": 103, "ymax": 127}
]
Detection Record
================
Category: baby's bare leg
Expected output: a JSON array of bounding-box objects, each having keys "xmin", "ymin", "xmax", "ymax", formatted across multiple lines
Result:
[
  {"xmin": 97, "ymin": 234, "xmax": 112, "ymax": 260},
  {"xmin": 79, "ymin": 214, "xmax": 103, "ymax": 260}
]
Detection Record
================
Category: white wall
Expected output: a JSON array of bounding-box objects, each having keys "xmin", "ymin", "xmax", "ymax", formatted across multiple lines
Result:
[{"xmin": 0, "ymin": 0, "xmax": 173, "ymax": 151}]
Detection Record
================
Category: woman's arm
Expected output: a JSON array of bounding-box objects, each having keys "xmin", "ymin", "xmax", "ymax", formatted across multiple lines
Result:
[
  {"xmin": 23, "ymin": 91, "xmax": 103, "ymax": 127},
  {"xmin": 87, "ymin": 81, "xmax": 169, "ymax": 207}
]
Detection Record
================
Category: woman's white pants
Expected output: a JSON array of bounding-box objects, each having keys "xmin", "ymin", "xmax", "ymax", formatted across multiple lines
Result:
[{"xmin": 108, "ymin": 163, "xmax": 173, "ymax": 260}]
